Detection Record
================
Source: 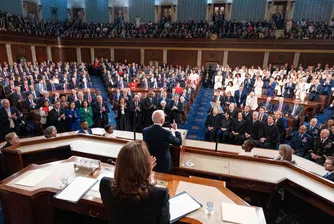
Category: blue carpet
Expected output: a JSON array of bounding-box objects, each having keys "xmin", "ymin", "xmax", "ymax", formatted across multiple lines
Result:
[
  {"xmin": 90, "ymin": 76, "xmax": 117, "ymax": 128},
  {"xmin": 180, "ymin": 86, "xmax": 213, "ymax": 140}
]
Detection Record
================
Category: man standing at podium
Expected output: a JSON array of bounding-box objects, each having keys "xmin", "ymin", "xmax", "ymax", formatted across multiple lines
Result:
[{"xmin": 143, "ymin": 110, "xmax": 182, "ymax": 173}]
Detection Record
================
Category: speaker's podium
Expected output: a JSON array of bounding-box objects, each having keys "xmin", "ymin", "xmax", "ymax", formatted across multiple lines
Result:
[{"xmin": 0, "ymin": 156, "xmax": 266, "ymax": 224}]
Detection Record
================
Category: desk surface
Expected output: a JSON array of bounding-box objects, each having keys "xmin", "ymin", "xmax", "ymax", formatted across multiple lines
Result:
[{"xmin": 0, "ymin": 156, "xmax": 265, "ymax": 224}]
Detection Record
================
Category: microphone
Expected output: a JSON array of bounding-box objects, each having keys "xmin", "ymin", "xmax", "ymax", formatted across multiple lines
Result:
[
  {"xmin": 215, "ymin": 129, "xmax": 221, "ymax": 152},
  {"xmin": 107, "ymin": 159, "xmax": 115, "ymax": 165}
]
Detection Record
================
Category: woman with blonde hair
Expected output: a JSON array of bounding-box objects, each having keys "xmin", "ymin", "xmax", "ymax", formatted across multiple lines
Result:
[
  {"xmin": 100, "ymin": 140, "xmax": 170, "ymax": 223},
  {"xmin": 275, "ymin": 144, "xmax": 296, "ymax": 164}
]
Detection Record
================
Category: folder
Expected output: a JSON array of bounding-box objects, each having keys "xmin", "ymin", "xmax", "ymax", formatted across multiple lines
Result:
[
  {"xmin": 169, "ymin": 191, "xmax": 202, "ymax": 223},
  {"xmin": 221, "ymin": 202, "xmax": 258, "ymax": 224}
]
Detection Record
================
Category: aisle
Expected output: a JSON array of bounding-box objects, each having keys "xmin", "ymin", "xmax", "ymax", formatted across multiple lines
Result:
[
  {"xmin": 90, "ymin": 76, "xmax": 117, "ymax": 128},
  {"xmin": 180, "ymin": 86, "xmax": 213, "ymax": 140}
]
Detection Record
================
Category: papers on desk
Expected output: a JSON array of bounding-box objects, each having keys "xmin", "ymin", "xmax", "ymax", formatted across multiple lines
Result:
[
  {"xmin": 221, "ymin": 202, "xmax": 258, "ymax": 224},
  {"xmin": 169, "ymin": 191, "xmax": 202, "ymax": 223},
  {"xmin": 15, "ymin": 169, "xmax": 53, "ymax": 187},
  {"xmin": 54, "ymin": 177, "xmax": 98, "ymax": 203},
  {"xmin": 91, "ymin": 128, "xmax": 106, "ymax": 136},
  {"xmin": 91, "ymin": 171, "xmax": 114, "ymax": 192}
]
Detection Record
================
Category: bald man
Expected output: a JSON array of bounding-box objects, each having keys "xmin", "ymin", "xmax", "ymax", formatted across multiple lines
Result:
[
  {"xmin": 306, "ymin": 118, "xmax": 320, "ymax": 138},
  {"xmin": 289, "ymin": 125, "xmax": 312, "ymax": 157},
  {"xmin": 142, "ymin": 110, "xmax": 182, "ymax": 173}
]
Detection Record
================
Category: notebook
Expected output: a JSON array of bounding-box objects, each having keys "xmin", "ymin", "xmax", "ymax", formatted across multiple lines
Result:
[
  {"xmin": 221, "ymin": 202, "xmax": 258, "ymax": 224},
  {"xmin": 169, "ymin": 191, "xmax": 202, "ymax": 223},
  {"xmin": 15, "ymin": 169, "xmax": 53, "ymax": 187},
  {"xmin": 54, "ymin": 176, "xmax": 98, "ymax": 203}
]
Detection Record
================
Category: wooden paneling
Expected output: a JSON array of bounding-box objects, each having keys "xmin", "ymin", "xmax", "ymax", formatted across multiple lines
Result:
[
  {"xmin": 268, "ymin": 52, "xmax": 294, "ymax": 66},
  {"xmin": 227, "ymin": 52, "xmax": 264, "ymax": 68},
  {"xmin": 167, "ymin": 50, "xmax": 197, "ymax": 66},
  {"xmin": 35, "ymin": 46, "xmax": 47, "ymax": 62},
  {"xmin": 11, "ymin": 44, "xmax": 32, "ymax": 63},
  {"xmin": 114, "ymin": 49, "xmax": 140, "ymax": 64},
  {"xmin": 299, "ymin": 53, "xmax": 334, "ymax": 67},
  {"xmin": 51, "ymin": 47, "xmax": 60, "ymax": 62},
  {"xmin": 81, "ymin": 48, "xmax": 91, "ymax": 63},
  {"xmin": 144, "ymin": 49, "xmax": 163, "ymax": 65},
  {"xmin": 94, "ymin": 48, "xmax": 110, "ymax": 59},
  {"xmin": 0, "ymin": 44, "xmax": 8, "ymax": 63},
  {"xmin": 60, "ymin": 48, "xmax": 77, "ymax": 62},
  {"xmin": 202, "ymin": 51, "xmax": 224, "ymax": 65}
]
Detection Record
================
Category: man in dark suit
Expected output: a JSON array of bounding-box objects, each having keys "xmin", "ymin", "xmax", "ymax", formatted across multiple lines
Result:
[
  {"xmin": 92, "ymin": 95, "xmax": 110, "ymax": 128},
  {"xmin": 47, "ymin": 101, "xmax": 66, "ymax": 133},
  {"xmin": 242, "ymin": 106, "xmax": 252, "ymax": 121},
  {"xmin": 305, "ymin": 129, "xmax": 334, "ymax": 165},
  {"xmin": 309, "ymin": 80, "xmax": 324, "ymax": 102},
  {"xmin": 0, "ymin": 99, "xmax": 22, "ymax": 140},
  {"xmin": 68, "ymin": 90, "xmax": 78, "ymax": 102},
  {"xmin": 27, "ymin": 85, "xmax": 41, "ymax": 99},
  {"xmin": 283, "ymin": 79, "xmax": 296, "ymax": 99},
  {"xmin": 84, "ymin": 88, "xmax": 96, "ymax": 105},
  {"xmin": 142, "ymin": 91, "xmax": 157, "ymax": 128},
  {"xmin": 306, "ymin": 118, "xmax": 320, "ymax": 138},
  {"xmin": 323, "ymin": 156, "xmax": 334, "ymax": 182},
  {"xmin": 143, "ymin": 110, "xmax": 182, "ymax": 173},
  {"xmin": 289, "ymin": 125, "xmax": 313, "ymax": 157},
  {"xmin": 24, "ymin": 93, "xmax": 38, "ymax": 111},
  {"xmin": 272, "ymin": 97, "xmax": 288, "ymax": 114},
  {"xmin": 258, "ymin": 106, "xmax": 268, "ymax": 123},
  {"xmin": 129, "ymin": 95, "xmax": 143, "ymax": 132},
  {"xmin": 256, "ymin": 115, "xmax": 279, "ymax": 149},
  {"xmin": 78, "ymin": 120, "xmax": 93, "ymax": 134},
  {"xmin": 169, "ymin": 95, "xmax": 183, "ymax": 125},
  {"xmin": 234, "ymin": 86, "xmax": 247, "ymax": 108},
  {"xmin": 286, "ymin": 99, "xmax": 304, "ymax": 129},
  {"xmin": 47, "ymin": 81, "xmax": 59, "ymax": 91},
  {"xmin": 259, "ymin": 97, "xmax": 273, "ymax": 113},
  {"xmin": 245, "ymin": 111, "xmax": 262, "ymax": 141}
]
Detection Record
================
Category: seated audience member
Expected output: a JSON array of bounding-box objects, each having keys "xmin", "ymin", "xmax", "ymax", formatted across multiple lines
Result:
[
  {"xmin": 245, "ymin": 111, "xmax": 262, "ymax": 141},
  {"xmin": 274, "ymin": 111, "xmax": 286, "ymax": 143},
  {"xmin": 289, "ymin": 125, "xmax": 312, "ymax": 157},
  {"xmin": 242, "ymin": 106, "xmax": 252, "ymax": 121},
  {"xmin": 258, "ymin": 106, "xmax": 268, "ymax": 123},
  {"xmin": 239, "ymin": 140, "xmax": 257, "ymax": 157},
  {"xmin": 222, "ymin": 91, "xmax": 234, "ymax": 109},
  {"xmin": 99, "ymin": 140, "xmax": 169, "ymax": 224},
  {"xmin": 205, "ymin": 108, "xmax": 221, "ymax": 142},
  {"xmin": 256, "ymin": 115, "xmax": 279, "ymax": 149},
  {"xmin": 3, "ymin": 132, "xmax": 20, "ymax": 148},
  {"xmin": 220, "ymin": 111, "xmax": 232, "ymax": 143},
  {"xmin": 103, "ymin": 125, "xmax": 116, "ymax": 138},
  {"xmin": 272, "ymin": 97, "xmax": 288, "ymax": 114},
  {"xmin": 78, "ymin": 120, "xmax": 93, "ymax": 134},
  {"xmin": 227, "ymin": 103, "xmax": 238, "ymax": 119},
  {"xmin": 245, "ymin": 92, "xmax": 258, "ymax": 110},
  {"xmin": 234, "ymin": 86, "xmax": 247, "ymax": 108},
  {"xmin": 306, "ymin": 118, "xmax": 320, "ymax": 138},
  {"xmin": 47, "ymin": 101, "xmax": 67, "ymax": 133},
  {"xmin": 44, "ymin": 126, "xmax": 57, "ymax": 138},
  {"xmin": 321, "ymin": 119, "xmax": 334, "ymax": 131},
  {"xmin": 305, "ymin": 129, "xmax": 334, "ymax": 165},
  {"xmin": 142, "ymin": 110, "xmax": 182, "ymax": 174},
  {"xmin": 286, "ymin": 99, "xmax": 304, "ymax": 129},
  {"xmin": 229, "ymin": 112, "xmax": 246, "ymax": 145},
  {"xmin": 259, "ymin": 97, "xmax": 273, "ymax": 113},
  {"xmin": 323, "ymin": 156, "xmax": 334, "ymax": 182},
  {"xmin": 66, "ymin": 102, "xmax": 81, "ymax": 131},
  {"xmin": 275, "ymin": 144, "xmax": 296, "ymax": 164},
  {"xmin": 80, "ymin": 100, "xmax": 94, "ymax": 127}
]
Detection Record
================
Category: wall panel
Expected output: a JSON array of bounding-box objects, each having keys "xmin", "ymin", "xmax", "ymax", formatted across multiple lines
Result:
[
  {"xmin": 268, "ymin": 52, "xmax": 294, "ymax": 66},
  {"xmin": 94, "ymin": 48, "xmax": 111, "ymax": 60},
  {"xmin": 177, "ymin": 0, "xmax": 207, "ymax": 21},
  {"xmin": 51, "ymin": 47, "xmax": 60, "ymax": 62},
  {"xmin": 85, "ymin": 0, "xmax": 109, "ymax": 23},
  {"xmin": 114, "ymin": 49, "xmax": 140, "ymax": 64},
  {"xmin": 81, "ymin": 48, "xmax": 91, "ymax": 63},
  {"xmin": 299, "ymin": 53, "xmax": 334, "ymax": 67},
  {"xmin": 0, "ymin": 0, "xmax": 22, "ymax": 15},
  {"xmin": 0, "ymin": 44, "xmax": 8, "ymax": 63},
  {"xmin": 232, "ymin": 0, "xmax": 266, "ymax": 21},
  {"xmin": 201, "ymin": 51, "xmax": 224, "ymax": 66},
  {"xmin": 11, "ymin": 45, "xmax": 32, "ymax": 63},
  {"xmin": 60, "ymin": 48, "xmax": 77, "ymax": 62},
  {"xmin": 35, "ymin": 46, "xmax": 47, "ymax": 62},
  {"xmin": 227, "ymin": 52, "xmax": 264, "ymax": 68},
  {"xmin": 129, "ymin": 0, "xmax": 155, "ymax": 22},
  {"xmin": 294, "ymin": 0, "xmax": 333, "ymax": 21},
  {"xmin": 167, "ymin": 50, "xmax": 197, "ymax": 66},
  {"xmin": 144, "ymin": 49, "xmax": 163, "ymax": 65}
]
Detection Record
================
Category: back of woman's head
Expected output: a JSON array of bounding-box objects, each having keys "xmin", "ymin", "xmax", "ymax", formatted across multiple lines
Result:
[
  {"xmin": 113, "ymin": 140, "xmax": 151, "ymax": 201},
  {"xmin": 279, "ymin": 144, "xmax": 293, "ymax": 162}
]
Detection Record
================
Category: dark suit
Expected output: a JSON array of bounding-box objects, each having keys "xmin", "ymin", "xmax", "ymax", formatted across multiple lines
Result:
[
  {"xmin": 169, "ymin": 100, "xmax": 183, "ymax": 125},
  {"xmin": 78, "ymin": 128, "xmax": 93, "ymax": 134},
  {"xmin": 143, "ymin": 124, "xmax": 182, "ymax": 173},
  {"xmin": 234, "ymin": 90, "xmax": 247, "ymax": 108},
  {"xmin": 100, "ymin": 177, "xmax": 170, "ymax": 224},
  {"xmin": 289, "ymin": 131, "xmax": 312, "ymax": 157},
  {"xmin": 272, "ymin": 102, "xmax": 288, "ymax": 114},
  {"xmin": 309, "ymin": 84, "xmax": 324, "ymax": 102},
  {"xmin": 305, "ymin": 138, "xmax": 334, "ymax": 165},
  {"xmin": 92, "ymin": 102, "xmax": 110, "ymax": 128},
  {"xmin": 306, "ymin": 125, "xmax": 320, "ymax": 138},
  {"xmin": 129, "ymin": 101, "xmax": 143, "ymax": 132},
  {"xmin": 142, "ymin": 97, "xmax": 157, "ymax": 128},
  {"xmin": 287, "ymin": 105, "xmax": 304, "ymax": 117},
  {"xmin": 0, "ymin": 107, "xmax": 21, "ymax": 140},
  {"xmin": 283, "ymin": 83, "xmax": 296, "ymax": 98},
  {"xmin": 245, "ymin": 120, "xmax": 262, "ymax": 140},
  {"xmin": 323, "ymin": 172, "xmax": 334, "ymax": 182},
  {"xmin": 259, "ymin": 101, "xmax": 273, "ymax": 113},
  {"xmin": 258, "ymin": 113, "xmax": 268, "ymax": 123},
  {"xmin": 47, "ymin": 108, "xmax": 67, "ymax": 133},
  {"xmin": 47, "ymin": 83, "xmax": 59, "ymax": 91}
]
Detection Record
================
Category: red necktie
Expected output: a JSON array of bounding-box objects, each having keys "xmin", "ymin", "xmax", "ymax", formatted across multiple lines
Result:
[
  {"xmin": 278, "ymin": 103, "xmax": 282, "ymax": 111},
  {"xmin": 25, "ymin": 85, "xmax": 29, "ymax": 91},
  {"xmin": 88, "ymin": 94, "xmax": 92, "ymax": 102},
  {"xmin": 52, "ymin": 84, "xmax": 55, "ymax": 91},
  {"xmin": 64, "ymin": 84, "xmax": 67, "ymax": 91}
]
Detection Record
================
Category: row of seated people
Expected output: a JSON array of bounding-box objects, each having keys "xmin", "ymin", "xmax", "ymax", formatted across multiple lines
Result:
[
  {"xmin": 1, "ymin": 9, "xmax": 334, "ymax": 40},
  {"xmin": 205, "ymin": 105, "xmax": 334, "ymax": 165}
]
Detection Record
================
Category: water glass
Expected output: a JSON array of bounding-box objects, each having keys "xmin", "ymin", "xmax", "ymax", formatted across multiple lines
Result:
[
  {"xmin": 204, "ymin": 201, "xmax": 215, "ymax": 215},
  {"xmin": 60, "ymin": 177, "xmax": 69, "ymax": 189}
]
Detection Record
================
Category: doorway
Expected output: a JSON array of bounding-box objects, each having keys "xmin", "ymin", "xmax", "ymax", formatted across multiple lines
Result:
[
  {"xmin": 161, "ymin": 5, "xmax": 172, "ymax": 20},
  {"xmin": 213, "ymin": 3, "xmax": 225, "ymax": 21}
]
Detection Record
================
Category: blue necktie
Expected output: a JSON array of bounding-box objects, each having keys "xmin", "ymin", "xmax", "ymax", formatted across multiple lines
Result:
[{"xmin": 323, "ymin": 173, "xmax": 329, "ymax": 178}]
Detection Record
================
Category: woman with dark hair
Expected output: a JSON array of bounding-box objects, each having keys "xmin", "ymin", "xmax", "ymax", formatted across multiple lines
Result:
[
  {"xmin": 66, "ymin": 101, "xmax": 80, "ymax": 131},
  {"xmin": 100, "ymin": 141, "xmax": 170, "ymax": 224},
  {"xmin": 40, "ymin": 100, "xmax": 52, "ymax": 128},
  {"xmin": 239, "ymin": 140, "xmax": 257, "ymax": 156},
  {"xmin": 229, "ymin": 112, "xmax": 246, "ymax": 145},
  {"xmin": 117, "ymin": 97, "xmax": 130, "ymax": 131},
  {"xmin": 80, "ymin": 100, "xmax": 93, "ymax": 127}
]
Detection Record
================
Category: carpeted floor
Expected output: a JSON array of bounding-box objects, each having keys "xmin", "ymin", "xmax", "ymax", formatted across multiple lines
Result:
[
  {"xmin": 179, "ymin": 86, "xmax": 213, "ymax": 140},
  {"xmin": 90, "ymin": 76, "xmax": 117, "ymax": 128}
]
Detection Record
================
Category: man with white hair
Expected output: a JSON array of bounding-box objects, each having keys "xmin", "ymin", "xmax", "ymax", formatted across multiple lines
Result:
[
  {"xmin": 305, "ymin": 129, "xmax": 334, "ymax": 165},
  {"xmin": 0, "ymin": 99, "xmax": 22, "ymax": 140},
  {"xmin": 143, "ymin": 110, "xmax": 182, "ymax": 173},
  {"xmin": 129, "ymin": 95, "xmax": 143, "ymax": 132}
]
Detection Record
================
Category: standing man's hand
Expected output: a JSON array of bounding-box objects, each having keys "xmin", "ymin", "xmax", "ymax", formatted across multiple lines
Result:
[{"xmin": 171, "ymin": 121, "xmax": 178, "ymax": 130}]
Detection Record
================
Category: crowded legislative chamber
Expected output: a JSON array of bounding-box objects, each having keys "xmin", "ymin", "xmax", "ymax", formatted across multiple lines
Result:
[{"xmin": 0, "ymin": 0, "xmax": 333, "ymax": 224}]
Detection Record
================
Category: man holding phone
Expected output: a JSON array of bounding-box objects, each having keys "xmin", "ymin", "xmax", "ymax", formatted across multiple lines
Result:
[{"xmin": 143, "ymin": 110, "xmax": 182, "ymax": 173}]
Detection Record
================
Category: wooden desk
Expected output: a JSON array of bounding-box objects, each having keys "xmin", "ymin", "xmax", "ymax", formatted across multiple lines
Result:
[
  {"xmin": 257, "ymin": 95, "xmax": 321, "ymax": 118},
  {"xmin": 0, "ymin": 156, "xmax": 265, "ymax": 224}
]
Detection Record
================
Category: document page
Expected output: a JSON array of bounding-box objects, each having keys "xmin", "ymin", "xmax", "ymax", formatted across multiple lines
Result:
[
  {"xmin": 221, "ymin": 202, "xmax": 258, "ymax": 224},
  {"xmin": 91, "ymin": 171, "xmax": 114, "ymax": 192},
  {"xmin": 15, "ymin": 169, "xmax": 53, "ymax": 187},
  {"xmin": 169, "ymin": 192, "xmax": 202, "ymax": 223},
  {"xmin": 55, "ymin": 176, "xmax": 98, "ymax": 203}
]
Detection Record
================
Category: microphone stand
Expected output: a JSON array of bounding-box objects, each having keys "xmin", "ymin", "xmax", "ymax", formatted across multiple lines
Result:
[
  {"xmin": 215, "ymin": 129, "xmax": 219, "ymax": 152},
  {"xmin": 133, "ymin": 108, "xmax": 137, "ymax": 140}
]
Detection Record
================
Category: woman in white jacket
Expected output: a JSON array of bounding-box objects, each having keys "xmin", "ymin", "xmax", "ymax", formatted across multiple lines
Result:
[{"xmin": 245, "ymin": 92, "xmax": 258, "ymax": 110}]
